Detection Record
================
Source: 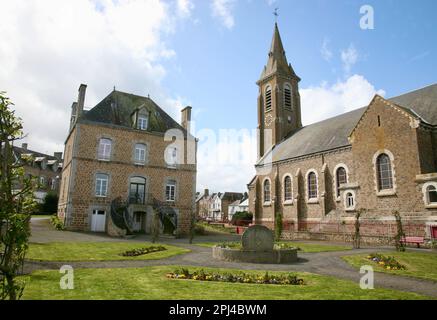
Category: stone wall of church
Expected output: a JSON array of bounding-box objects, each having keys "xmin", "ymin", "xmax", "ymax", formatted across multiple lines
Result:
[
  {"xmin": 251, "ymin": 97, "xmax": 437, "ymax": 241},
  {"xmin": 351, "ymin": 96, "xmax": 436, "ymax": 219}
]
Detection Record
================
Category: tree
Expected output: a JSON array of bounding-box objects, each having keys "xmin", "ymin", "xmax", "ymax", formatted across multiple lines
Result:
[
  {"xmin": 41, "ymin": 192, "xmax": 58, "ymax": 214},
  {"xmin": 353, "ymin": 209, "xmax": 365, "ymax": 249},
  {"xmin": 275, "ymin": 212, "xmax": 283, "ymax": 241},
  {"xmin": 393, "ymin": 210, "xmax": 406, "ymax": 252},
  {"xmin": 0, "ymin": 92, "xmax": 36, "ymax": 300}
]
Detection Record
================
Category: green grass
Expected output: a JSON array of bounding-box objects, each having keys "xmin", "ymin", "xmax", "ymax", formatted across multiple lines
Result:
[
  {"xmin": 196, "ymin": 241, "xmax": 352, "ymax": 253},
  {"xmin": 20, "ymin": 266, "xmax": 431, "ymax": 300},
  {"xmin": 27, "ymin": 242, "xmax": 190, "ymax": 261},
  {"xmin": 197, "ymin": 222, "xmax": 236, "ymax": 234},
  {"xmin": 342, "ymin": 251, "xmax": 437, "ymax": 282}
]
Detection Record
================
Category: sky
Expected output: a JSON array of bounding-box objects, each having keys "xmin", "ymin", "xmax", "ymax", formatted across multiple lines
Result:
[{"xmin": 1, "ymin": 0, "xmax": 436, "ymax": 193}]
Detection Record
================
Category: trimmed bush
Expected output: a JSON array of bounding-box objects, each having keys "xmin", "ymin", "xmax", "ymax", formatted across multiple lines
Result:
[
  {"xmin": 230, "ymin": 211, "xmax": 253, "ymax": 226},
  {"xmin": 120, "ymin": 246, "xmax": 167, "ymax": 257}
]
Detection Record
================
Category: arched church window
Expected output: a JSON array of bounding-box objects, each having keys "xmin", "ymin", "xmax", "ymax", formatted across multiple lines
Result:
[
  {"xmin": 376, "ymin": 153, "xmax": 393, "ymax": 190},
  {"xmin": 308, "ymin": 172, "xmax": 318, "ymax": 199},
  {"xmin": 284, "ymin": 175, "xmax": 292, "ymax": 202},
  {"xmin": 336, "ymin": 167, "xmax": 347, "ymax": 198},
  {"xmin": 263, "ymin": 179, "xmax": 271, "ymax": 203},
  {"xmin": 265, "ymin": 86, "xmax": 272, "ymax": 112}
]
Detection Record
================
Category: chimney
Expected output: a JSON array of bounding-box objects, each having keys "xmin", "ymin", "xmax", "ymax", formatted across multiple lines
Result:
[
  {"xmin": 181, "ymin": 106, "xmax": 192, "ymax": 132},
  {"xmin": 70, "ymin": 102, "xmax": 78, "ymax": 130},
  {"xmin": 22, "ymin": 143, "xmax": 28, "ymax": 150},
  {"xmin": 54, "ymin": 152, "xmax": 63, "ymax": 161},
  {"xmin": 204, "ymin": 188, "xmax": 209, "ymax": 197},
  {"xmin": 76, "ymin": 84, "xmax": 87, "ymax": 117}
]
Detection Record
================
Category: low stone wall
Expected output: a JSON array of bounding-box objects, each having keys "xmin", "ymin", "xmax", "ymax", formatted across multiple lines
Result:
[
  {"xmin": 212, "ymin": 246, "xmax": 298, "ymax": 264},
  {"xmin": 281, "ymin": 231, "xmax": 394, "ymax": 246}
]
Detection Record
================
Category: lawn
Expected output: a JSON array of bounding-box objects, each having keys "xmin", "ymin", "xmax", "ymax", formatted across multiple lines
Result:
[
  {"xmin": 196, "ymin": 241, "xmax": 352, "ymax": 253},
  {"xmin": 20, "ymin": 266, "xmax": 431, "ymax": 300},
  {"xmin": 31, "ymin": 215, "xmax": 54, "ymax": 219},
  {"xmin": 27, "ymin": 242, "xmax": 190, "ymax": 261},
  {"xmin": 342, "ymin": 251, "xmax": 437, "ymax": 282}
]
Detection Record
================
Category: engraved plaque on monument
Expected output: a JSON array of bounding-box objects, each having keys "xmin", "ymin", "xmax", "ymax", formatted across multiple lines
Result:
[{"xmin": 242, "ymin": 225, "xmax": 274, "ymax": 251}]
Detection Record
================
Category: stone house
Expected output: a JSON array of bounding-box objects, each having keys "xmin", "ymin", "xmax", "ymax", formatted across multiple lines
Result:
[
  {"xmin": 13, "ymin": 143, "xmax": 63, "ymax": 203},
  {"xmin": 228, "ymin": 195, "xmax": 249, "ymax": 221},
  {"xmin": 210, "ymin": 192, "xmax": 244, "ymax": 222},
  {"xmin": 248, "ymin": 23, "xmax": 437, "ymax": 243},
  {"xmin": 57, "ymin": 84, "xmax": 197, "ymax": 236}
]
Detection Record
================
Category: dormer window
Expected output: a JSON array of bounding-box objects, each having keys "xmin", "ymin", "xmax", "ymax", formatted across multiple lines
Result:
[{"xmin": 137, "ymin": 115, "xmax": 148, "ymax": 130}]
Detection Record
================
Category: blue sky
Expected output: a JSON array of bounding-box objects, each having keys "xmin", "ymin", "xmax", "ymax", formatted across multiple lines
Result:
[{"xmin": 1, "ymin": 0, "xmax": 436, "ymax": 192}]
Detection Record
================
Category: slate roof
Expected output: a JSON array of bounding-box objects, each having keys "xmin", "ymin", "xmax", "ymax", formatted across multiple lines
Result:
[
  {"xmin": 79, "ymin": 90, "xmax": 186, "ymax": 134},
  {"xmin": 257, "ymin": 83, "xmax": 437, "ymax": 166},
  {"xmin": 258, "ymin": 23, "xmax": 299, "ymax": 83}
]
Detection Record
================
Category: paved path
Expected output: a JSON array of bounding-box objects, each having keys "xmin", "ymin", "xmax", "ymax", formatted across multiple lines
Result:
[{"xmin": 26, "ymin": 218, "xmax": 437, "ymax": 298}]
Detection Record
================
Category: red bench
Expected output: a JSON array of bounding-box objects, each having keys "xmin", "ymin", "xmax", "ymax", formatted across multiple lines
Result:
[{"xmin": 400, "ymin": 236, "xmax": 425, "ymax": 248}]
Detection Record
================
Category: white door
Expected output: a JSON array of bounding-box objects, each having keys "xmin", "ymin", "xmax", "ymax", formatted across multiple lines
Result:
[{"xmin": 91, "ymin": 210, "xmax": 106, "ymax": 232}]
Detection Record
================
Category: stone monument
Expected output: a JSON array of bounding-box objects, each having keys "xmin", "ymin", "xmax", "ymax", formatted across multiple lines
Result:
[{"xmin": 212, "ymin": 225, "xmax": 298, "ymax": 264}]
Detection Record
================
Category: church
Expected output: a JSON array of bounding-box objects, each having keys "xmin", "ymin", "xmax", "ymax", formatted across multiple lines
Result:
[{"xmin": 248, "ymin": 23, "xmax": 437, "ymax": 243}]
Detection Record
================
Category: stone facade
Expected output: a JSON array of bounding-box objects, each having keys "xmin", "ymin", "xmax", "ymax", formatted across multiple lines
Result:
[
  {"xmin": 249, "ymin": 24, "xmax": 437, "ymax": 242},
  {"xmin": 58, "ymin": 85, "xmax": 197, "ymax": 236}
]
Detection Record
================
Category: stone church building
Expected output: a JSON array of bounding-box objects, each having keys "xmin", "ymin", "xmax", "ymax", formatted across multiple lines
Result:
[
  {"xmin": 57, "ymin": 84, "xmax": 197, "ymax": 236},
  {"xmin": 248, "ymin": 23, "xmax": 437, "ymax": 243}
]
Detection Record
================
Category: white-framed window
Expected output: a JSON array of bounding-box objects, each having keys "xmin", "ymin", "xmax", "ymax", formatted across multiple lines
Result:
[
  {"xmin": 137, "ymin": 115, "xmax": 148, "ymax": 130},
  {"xmin": 39, "ymin": 176, "xmax": 46, "ymax": 187},
  {"xmin": 346, "ymin": 193, "xmax": 354, "ymax": 208},
  {"xmin": 307, "ymin": 171, "xmax": 318, "ymax": 199},
  {"xmin": 166, "ymin": 180, "xmax": 176, "ymax": 202},
  {"xmin": 95, "ymin": 173, "xmax": 109, "ymax": 197},
  {"xmin": 265, "ymin": 85, "xmax": 272, "ymax": 112},
  {"xmin": 263, "ymin": 178, "xmax": 271, "ymax": 203},
  {"xmin": 134, "ymin": 143, "xmax": 147, "ymax": 164},
  {"xmin": 284, "ymin": 83, "xmax": 292, "ymax": 110},
  {"xmin": 344, "ymin": 190, "xmax": 356, "ymax": 211},
  {"xmin": 422, "ymin": 182, "xmax": 437, "ymax": 208},
  {"xmin": 98, "ymin": 138, "xmax": 112, "ymax": 161},
  {"xmin": 283, "ymin": 175, "xmax": 293, "ymax": 202}
]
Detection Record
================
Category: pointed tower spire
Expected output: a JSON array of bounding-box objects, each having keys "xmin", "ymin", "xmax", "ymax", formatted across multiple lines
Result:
[{"xmin": 258, "ymin": 23, "xmax": 300, "ymax": 84}]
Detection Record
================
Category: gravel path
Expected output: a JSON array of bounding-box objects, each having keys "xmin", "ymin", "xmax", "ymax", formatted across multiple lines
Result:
[{"xmin": 26, "ymin": 218, "xmax": 437, "ymax": 298}]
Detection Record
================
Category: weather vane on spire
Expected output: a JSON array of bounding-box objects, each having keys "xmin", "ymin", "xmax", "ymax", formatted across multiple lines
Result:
[{"xmin": 273, "ymin": 7, "xmax": 279, "ymax": 23}]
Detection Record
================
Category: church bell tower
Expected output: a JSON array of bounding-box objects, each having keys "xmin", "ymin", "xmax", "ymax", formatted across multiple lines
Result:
[{"xmin": 257, "ymin": 23, "xmax": 302, "ymax": 159}]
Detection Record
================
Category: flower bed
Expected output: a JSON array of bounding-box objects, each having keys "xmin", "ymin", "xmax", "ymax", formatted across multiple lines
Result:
[
  {"xmin": 120, "ymin": 245, "xmax": 167, "ymax": 257},
  {"xmin": 166, "ymin": 268, "xmax": 304, "ymax": 285},
  {"xmin": 366, "ymin": 253, "xmax": 406, "ymax": 270}
]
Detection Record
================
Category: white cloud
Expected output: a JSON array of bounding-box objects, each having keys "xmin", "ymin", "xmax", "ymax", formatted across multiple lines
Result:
[
  {"xmin": 266, "ymin": 0, "xmax": 277, "ymax": 6},
  {"xmin": 300, "ymin": 74, "xmax": 386, "ymax": 125},
  {"xmin": 195, "ymin": 128, "xmax": 257, "ymax": 192},
  {"xmin": 176, "ymin": 0, "xmax": 194, "ymax": 18},
  {"xmin": 321, "ymin": 38, "xmax": 333, "ymax": 61},
  {"xmin": 341, "ymin": 44, "xmax": 359, "ymax": 74},
  {"xmin": 0, "ymin": 0, "xmax": 190, "ymax": 155},
  {"xmin": 211, "ymin": 0, "xmax": 236, "ymax": 29}
]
